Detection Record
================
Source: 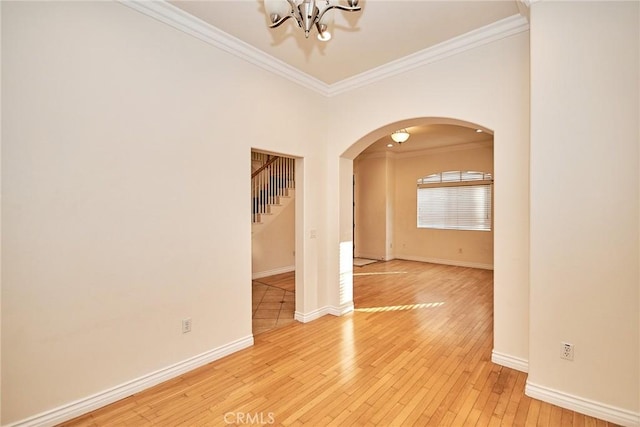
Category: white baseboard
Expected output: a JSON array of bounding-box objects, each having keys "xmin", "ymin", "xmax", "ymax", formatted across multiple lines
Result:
[
  {"xmin": 354, "ymin": 253, "xmax": 386, "ymax": 261},
  {"xmin": 295, "ymin": 302, "xmax": 353, "ymax": 323},
  {"xmin": 252, "ymin": 265, "xmax": 295, "ymax": 280},
  {"xmin": 294, "ymin": 307, "xmax": 331, "ymax": 323},
  {"xmin": 6, "ymin": 336, "xmax": 254, "ymax": 427},
  {"xmin": 328, "ymin": 303, "xmax": 354, "ymax": 316},
  {"xmin": 491, "ymin": 350, "xmax": 529, "ymax": 372},
  {"xmin": 396, "ymin": 255, "xmax": 493, "ymax": 270},
  {"xmin": 525, "ymin": 382, "xmax": 640, "ymax": 427}
]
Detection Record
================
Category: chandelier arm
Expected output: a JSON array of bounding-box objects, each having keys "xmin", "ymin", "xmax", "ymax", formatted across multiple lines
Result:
[
  {"xmin": 317, "ymin": 3, "xmax": 361, "ymax": 22},
  {"xmin": 267, "ymin": 0, "xmax": 299, "ymax": 28},
  {"xmin": 268, "ymin": 14, "xmax": 296, "ymax": 29}
]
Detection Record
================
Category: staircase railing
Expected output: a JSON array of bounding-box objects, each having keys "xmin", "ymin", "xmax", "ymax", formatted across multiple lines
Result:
[{"xmin": 252, "ymin": 153, "xmax": 295, "ymax": 223}]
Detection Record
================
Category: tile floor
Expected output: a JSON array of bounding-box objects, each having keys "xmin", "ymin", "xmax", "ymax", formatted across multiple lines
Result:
[{"xmin": 252, "ymin": 279, "xmax": 295, "ymax": 335}]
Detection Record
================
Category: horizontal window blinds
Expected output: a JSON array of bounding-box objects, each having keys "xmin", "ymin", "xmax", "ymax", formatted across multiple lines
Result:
[{"xmin": 417, "ymin": 184, "xmax": 492, "ymax": 231}]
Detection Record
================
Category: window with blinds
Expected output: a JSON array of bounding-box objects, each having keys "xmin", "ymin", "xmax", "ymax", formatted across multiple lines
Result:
[{"xmin": 417, "ymin": 171, "xmax": 492, "ymax": 231}]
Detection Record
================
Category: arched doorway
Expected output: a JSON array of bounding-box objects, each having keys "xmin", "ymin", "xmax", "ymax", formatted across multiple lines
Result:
[
  {"xmin": 352, "ymin": 120, "xmax": 494, "ymax": 268},
  {"xmin": 338, "ymin": 117, "xmax": 494, "ymax": 311}
]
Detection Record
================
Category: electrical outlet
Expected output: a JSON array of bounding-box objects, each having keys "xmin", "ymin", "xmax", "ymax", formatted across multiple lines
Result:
[
  {"xmin": 561, "ymin": 342, "xmax": 574, "ymax": 361},
  {"xmin": 182, "ymin": 318, "xmax": 192, "ymax": 334}
]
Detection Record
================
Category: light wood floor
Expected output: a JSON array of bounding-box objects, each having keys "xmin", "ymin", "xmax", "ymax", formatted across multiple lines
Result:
[{"xmin": 62, "ymin": 260, "xmax": 618, "ymax": 426}]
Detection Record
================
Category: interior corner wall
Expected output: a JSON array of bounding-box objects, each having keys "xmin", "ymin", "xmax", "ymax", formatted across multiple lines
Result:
[
  {"xmin": 251, "ymin": 194, "xmax": 295, "ymax": 277},
  {"xmin": 327, "ymin": 30, "xmax": 530, "ymax": 366},
  {"xmin": 385, "ymin": 154, "xmax": 395, "ymax": 261},
  {"xmin": 353, "ymin": 154, "xmax": 391, "ymax": 260},
  {"xmin": 0, "ymin": 1, "xmax": 3, "ymax": 423},
  {"xmin": 529, "ymin": 1, "xmax": 639, "ymax": 417},
  {"xmin": 1, "ymin": 2, "xmax": 327, "ymax": 424}
]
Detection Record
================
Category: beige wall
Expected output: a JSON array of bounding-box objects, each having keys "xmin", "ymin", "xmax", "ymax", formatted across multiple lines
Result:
[
  {"xmin": 528, "ymin": 1, "xmax": 639, "ymax": 417},
  {"xmin": 385, "ymin": 155, "xmax": 395, "ymax": 261},
  {"xmin": 3, "ymin": 1, "xmax": 638, "ymax": 424},
  {"xmin": 1, "ymin": 2, "xmax": 327, "ymax": 423},
  {"xmin": 394, "ymin": 143, "xmax": 494, "ymax": 268},
  {"xmin": 353, "ymin": 154, "xmax": 390, "ymax": 260},
  {"xmin": 252, "ymin": 193, "xmax": 295, "ymax": 276},
  {"xmin": 0, "ymin": 2, "xmax": 3, "ymax": 423}
]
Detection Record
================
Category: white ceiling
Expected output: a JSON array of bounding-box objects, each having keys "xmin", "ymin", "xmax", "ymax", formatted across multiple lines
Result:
[
  {"xmin": 165, "ymin": 0, "xmax": 515, "ymax": 149},
  {"xmin": 169, "ymin": 0, "xmax": 521, "ymax": 84}
]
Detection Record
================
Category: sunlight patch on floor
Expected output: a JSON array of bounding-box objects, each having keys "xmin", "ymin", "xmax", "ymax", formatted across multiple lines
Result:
[
  {"xmin": 352, "ymin": 271, "xmax": 408, "ymax": 277},
  {"xmin": 355, "ymin": 302, "xmax": 445, "ymax": 313}
]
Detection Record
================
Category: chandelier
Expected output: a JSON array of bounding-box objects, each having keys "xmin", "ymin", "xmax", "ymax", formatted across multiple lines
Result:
[{"xmin": 265, "ymin": 0, "xmax": 361, "ymax": 41}]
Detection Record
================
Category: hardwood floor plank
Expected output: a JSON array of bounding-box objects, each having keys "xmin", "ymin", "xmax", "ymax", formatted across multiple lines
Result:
[
  {"xmin": 513, "ymin": 394, "xmax": 533, "ymax": 426},
  {"xmin": 450, "ymin": 386, "xmax": 480, "ymax": 425},
  {"xmin": 574, "ymin": 412, "xmax": 587, "ymax": 427},
  {"xmin": 465, "ymin": 369, "xmax": 502, "ymax": 425},
  {"xmin": 492, "ymin": 368, "xmax": 518, "ymax": 421},
  {"xmin": 550, "ymin": 404, "xmax": 564, "ymax": 426},
  {"xmin": 60, "ymin": 260, "xmax": 617, "ymax": 427},
  {"xmin": 537, "ymin": 401, "xmax": 553, "ymax": 426},
  {"xmin": 526, "ymin": 398, "xmax": 542, "ymax": 426},
  {"xmin": 585, "ymin": 416, "xmax": 599, "ymax": 427}
]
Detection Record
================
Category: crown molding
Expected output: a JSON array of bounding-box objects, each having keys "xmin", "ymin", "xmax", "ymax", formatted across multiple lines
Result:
[
  {"xmin": 394, "ymin": 140, "xmax": 494, "ymax": 159},
  {"xmin": 354, "ymin": 150, "xmax": 396, "ymax": 161},
  {"xmin": 355, "ymin": 140, "xmax": 493, "ymax": 161},
  {"xmin": 120, "ymin": 1, "xmax": 529, "ymax": 98},
  {"xmin": 328, "ymin": 14, "xmax": 530, "ymax": 96},
  {"xmin": 516, "ymin": 0, "xmax": 531, "ymax": 22},
  {"xmin": 119, "ymin": 0, "xmax": 330, "ymax": 95}
]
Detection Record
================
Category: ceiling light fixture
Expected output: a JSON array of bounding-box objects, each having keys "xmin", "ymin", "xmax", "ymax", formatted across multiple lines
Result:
[
  {"xmin": 391, "ymin": 129, "xmax": 410, "ymax": 144},
  {"xmin": 264, "ymin": 0, "xmax": 361, "ymax": 40}
]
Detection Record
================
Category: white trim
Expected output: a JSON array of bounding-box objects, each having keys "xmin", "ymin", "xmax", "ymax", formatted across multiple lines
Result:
[
  {"xmin": 252, "ymin": 265, "xmax": 295, "ymax": 280},
  {"xmin": 294, "ymin": 307, "xmax": 331, "ymax": 323},
  {"xmin": 397, "ymin": 255, "xmax": 494, "ymax": 271},
  {"xmin": 118, "ymin": 0, "xmax": 329, "ymax": 95},
  {"xmin": 353, "ymin": 252, "xmax": 386, "ymax": 262},
  {"xmin": 356, "ymin": 140, "xmax": 494, "ymax": 160},
  {"xmin": 394, "ymin": 140, "xmax": 494, "ymax": 159},
  {"xmin": 516, "ymin": 0, "xmax": 531, "ymax": 21},
  {"xmin": 328, "ymin": 302, "xmax": 354, "ymax": 316},
  {"xmin": 491, "ymin": 350, "xmax": 528, "ymax": 372},
  {"xmin": 119, "ymin": 1, "xmax": 529, "ymax": 98},
  {"xmin": 327, "ymin": 14, "xmax": 530, "ymax": 96},
  {"xmin": 353, "ymin": 150, "xmax": 395, "ymax": 161},
  {"xmin": 5, "ymin": 336, "xmax": 254, "ymax": 427},
  {"xmin": 525, "ymin": 382, "xmax": 640, "ymax": 427},
  {"xmin": 294, "ymin": 303, "xmax": 354, "ymax": 323}
]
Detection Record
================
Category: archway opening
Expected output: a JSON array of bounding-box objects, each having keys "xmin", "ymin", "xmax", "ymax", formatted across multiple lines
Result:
[{"xmin": 338, "ymin": 117, "xmax": 494, "ymax": 313}]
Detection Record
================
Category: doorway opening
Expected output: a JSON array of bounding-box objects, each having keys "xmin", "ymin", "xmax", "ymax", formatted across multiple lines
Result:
[{"xmin": 250, "ymin": 150, "xmax": 297, "ymax": 335}]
